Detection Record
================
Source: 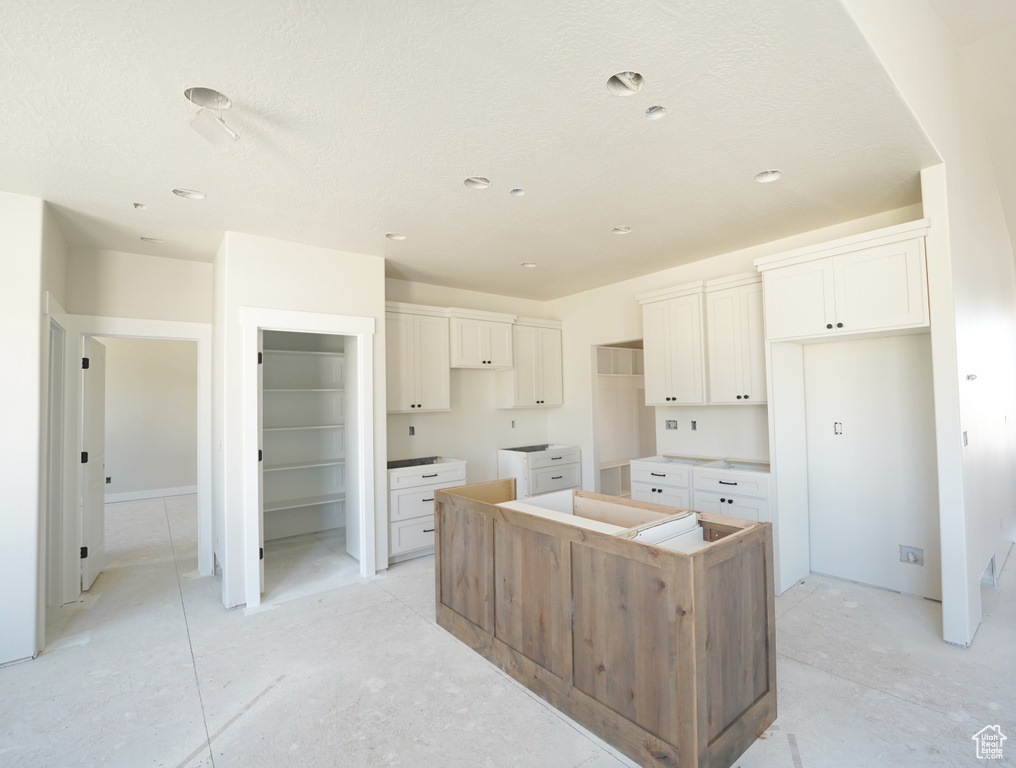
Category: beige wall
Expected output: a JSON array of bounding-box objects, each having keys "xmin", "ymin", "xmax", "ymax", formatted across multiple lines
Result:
[
  {"xmin": 66, "ymin": 248, "xmax": 213, "ymax": 323},
  {"xmin": 104, "ymin": 338, "xmax": 198, "ymax": 498}
]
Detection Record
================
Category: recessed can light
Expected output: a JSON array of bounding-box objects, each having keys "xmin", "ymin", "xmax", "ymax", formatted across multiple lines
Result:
[
  {"xmin": 385, "ymin": 233, "xmax": 408, "ymax": 241},
  {"xmin": 510, "ymin": 188, "xmax": 525, "ymax": 196},
  {"xmin": 754, "ymin": 169, "xmax": 783, "ymax": 183},
  {"xmin": 184, "ymin": 87, "xmax": 232, "ymax": 110},
  {"xmin": 464, "ymin": 177, "xmax": 491, "ymax": 189},
  {"xmin": 606, "ymin": 71, "xmax": 644, "ymax": 96},
  {"xmin": 172, "ymin": 188, "xmax": 205, "ymax": 199},
  {"xmin": 140, "ymin": 237, "xmax": 165, "ymax": 244},
  {"xmin": 521, "ymin": 262, "xmax": 538, "ymax": 268},
  {"xmin": 612, "ymin": 226, "xmax": 632, "ymax": 235},
  {"xmin": 645, "ymin": 106, "xmax": 667, "ymax": 120}
]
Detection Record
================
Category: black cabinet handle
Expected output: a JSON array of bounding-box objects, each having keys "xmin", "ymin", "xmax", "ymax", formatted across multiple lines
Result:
[
  {"xmin": 826, "ymin": 323, "xmax": 833, "ymax": 329},
  {"xmin": 836, "ymin": 322, "xmax": 843, "ymax": 328},
  {"xmin": 551, "ymin": 456, "xmax": 563, "ymax": 460},
  {"xmin": 422, "ymin": 498, "xmax": 434, "ymax": 502},
  {"xmin": 423, "ymin": 528, "xmax": 435, "ymax": 533},
  {"xmin": 650, "ymin": 472, "xmax": 665, "ymax": 477},
  {"xmin": 727, "ymin": 499, "xmax": 734, "ymax": 504},
  {"xmin": 551, "ymin": 475, "xmax": 562, "ymax": 480},
  {"xmin": 422, "ymin": 473, "xmax": 438, "ymax": 478},
  {"xmin": 719, "ymin": 480, "xmax": 737, "ymax": 486}
]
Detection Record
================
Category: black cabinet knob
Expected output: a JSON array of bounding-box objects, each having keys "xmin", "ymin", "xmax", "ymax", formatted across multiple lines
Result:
[
  {"xmin": 826, "ymin": 323, "xmax": 833, "ymax": 329},
  {"xmin": 728, "ymin": 499, "xmax": 734, "ymax": 504},
  {"xmin": 410, "ymin": 404, "xmax": 416, "ymax": 408},
  {"xmin": 720, "ymin": 498, "xmax": 726, "ymax": 502},
  {"xmin": 417, "ymin": 403, "xmax": 422, "ymax": 408},
  {"xmin": 736, "ymin": 395, "xmax": 742, "ymax": 400},
  {"xmin": 744, "ymin": 395, "xmax": 749, "ymax": 400},
  {"xmin": 837, "ymin": 322, "xmax": 843, "ymax": 328}
]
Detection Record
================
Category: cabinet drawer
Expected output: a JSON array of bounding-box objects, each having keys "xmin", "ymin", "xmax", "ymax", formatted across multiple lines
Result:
[
  {"xmin": 693, "ymin": 491, "xmax": 768, "ymax": 522},
  {"xmin": 631, "ymin": 481, "xmax": 689, "ymax": 509},
  {"xmin": 390, "ymin": 481, "xmax": 464, "ymax": 522},
  {"xmin": 693, "ymin": 468, "xmax": 769, "ymax": 498},
  {"xmin": 630, "ymin": 462, "xmax": 691, "ymax": 488},
  {"xmin": 531, "ymin": 463, "xmax": 581, "ymax": 495},
  {"xmin": 388, "ymin": 463, "xmax": 466, "ymax": 491},
  {"xmin": 529, "ymin": 446, "xmax": 581, "ymax": 470},
  {"xmin": 390, "ymin": 515, "xmax": 436, "ymax": 554}
]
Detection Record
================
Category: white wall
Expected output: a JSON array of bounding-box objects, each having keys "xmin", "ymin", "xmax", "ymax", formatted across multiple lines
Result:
[
  {"xmin": 842, "ymin": 0, "xmax": 1016, "ymax": 644},
  {"xmin": 103, "ymin": 338, "xmax": 197, "ymax": 499},
  {"xmin": 0, "ymin": 192, "xmax": 45, "ymax": 664},
  {"xmin": 546, "ymin": 205, "xmax": 926, "ymax": 494},
  {"xmin": 66, "ymin": 248, "xmax": 213, "ymax": 323},
  {"xmin": 215, "ymin": 232, "xmax": 387, "ymax": 607}
]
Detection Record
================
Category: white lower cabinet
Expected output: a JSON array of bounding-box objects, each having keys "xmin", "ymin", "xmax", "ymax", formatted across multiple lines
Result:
[
  {"xmin": 629, "ymin": 458, "xmax": 693, "ymax": 508},
  {"xmin": 630, "ymin": 483, "xmax": 690, "ymax": 508},
  {"xmin": 388, "ymin": 458, "xmax": 466, "ymax": 562},
  {"xmin": 692, "ymin": 491, "xmax": 768, "ymax": 522},
  {"xmin": 497, "ymin": 445, "xmax": 581, "ymax": 499},
  {"xmin": 628, "ymin": 457, "xmax": 771, "ymax": 523}
]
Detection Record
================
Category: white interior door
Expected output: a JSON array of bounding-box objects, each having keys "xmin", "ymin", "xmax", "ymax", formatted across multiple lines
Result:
[
  {"xmin": 80, "ymin": 337, "xmax": 106, "ymax": 591},
  {"xmin": 258, "ymin": 329, "xmax": 265, "ymax": 593}
]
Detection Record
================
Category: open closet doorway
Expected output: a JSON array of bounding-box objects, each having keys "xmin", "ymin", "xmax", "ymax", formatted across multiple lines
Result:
[
  {"xmin": 257, "ymin": 331, "xmax": 360, "ymax": 605},
  {"xmin": 593, "ymin": 341, "xmax": 656, "ymax": 497}
]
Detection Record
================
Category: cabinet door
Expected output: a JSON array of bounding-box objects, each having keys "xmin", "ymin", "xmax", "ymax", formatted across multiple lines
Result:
[
  {"xmin": 833, "ymin": 239, "xmax": 927, "ymax": 333},
  {"xmin": 706, "ymin": 286, "xmax": 743, "ymax": 404},
  {"xmin": 630, "ymin": 482, "xmax": 658, "ymax": 504},
  {"xmin": 386, "ymin": 312, "xmax": 417, "ymax": 412},
  {"xmin": 450, "ymin": 317, "xmax": 485, "ymax": 367},
  {"xmin": 488, "ymin": 321, "xmax": 514, "ymax": 368},
  {"xmin": 538, "ymin": 327, "xmax": 563, "ymax": 406},
  {"xmin": 741, "ymin": 282, "xmax": 767, "ymax": 403},
  {"xmin": 763, "ymin": 259, "xmax": 836, "ymax": 340},
  {"xmin": 642, "ymin": 300, "xmax": 672, "ymax": 405},
  {"xmin": 512, "ymin": 325, "xmax": 539, "ymax": 406},
  {"xmin": 668, "ymin": 294, "xmax": 705, "ymax": 404},
  {"xmin": 415, "ymin": 315, "xmax": 450, "ymax": 411},
  {"xmin": 693, "ymin": 490, "xmax": 766, "ymax": 522}
]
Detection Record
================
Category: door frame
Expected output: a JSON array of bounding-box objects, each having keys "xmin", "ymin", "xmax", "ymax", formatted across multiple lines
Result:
[
  {"xmin": 51, "ymin": 304, "xmax": 213, "ymax": 607},
  {"xmin": 240, "ymin": 307, "xmax": 376, "ymax": 608}
]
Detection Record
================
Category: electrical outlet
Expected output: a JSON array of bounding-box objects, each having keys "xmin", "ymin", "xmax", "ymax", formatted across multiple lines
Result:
[
  {"xmin": 409, "ymin": 426, "xmax": 415, "ymax": 436},
  {"xmin": 105, "ymin": 476, "xmax": 111, "ymax": 484},
  {"xmin": 511, "ymin": 420, "xmax": 516, "ymax": 428},
  {"xmin": 665, "ymin": 419, "xmax": 678, "ymax": 430},
  {"xmin": 900, "ymin": 545, "xmax": 924, "ymax": 566},
  {"xmin": 962, "ymin": 431, "xmax": 968, "ymax": 446},
  {"xmin": 691, "ymin": 420, "xmax": 697, "ymax": 431}
]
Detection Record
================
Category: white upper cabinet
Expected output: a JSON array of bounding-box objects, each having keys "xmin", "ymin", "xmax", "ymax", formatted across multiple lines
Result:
[
  {"xmin": 449, "ymin": 309, "xmax": 515, "ymax": 368},
  {"xmin": 755, "ymin": 221, "xmax": 929, "ymax": 342},
  {"xmin": 705, "ymin": 275, "xmax": 766, "ymax": 404},
  {"xmin": 637, "ymin": 284, "xmax": 706, "ymax": 406},
  {"xmin": 496, "ymin": 320, "xmax": 563, "ymax": 408},
  {"xmin": 386, "ymin": 304, "xmax": 450, "ymax": 413}
]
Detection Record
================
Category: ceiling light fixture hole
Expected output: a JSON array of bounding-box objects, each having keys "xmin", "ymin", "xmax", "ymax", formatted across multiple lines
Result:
[
  {"xmin": 386, "ymin": 233, "xmax": 408, "ymax": 241},
  {"xmin": 521, "ymin": 262, "xmax": 538, "ymax": 268},
  {"xmin": 645, "ymin": 106, "xmax": 666, "ymax": 120},
  {"xmin": 140, "ymin": 237, "xmax": 165, "ymax": 244},
  {"xmin": 612, "ymin": 226, "xmax": 632, "ymax": 235},
  {"xmin": 464, "ymin": 177, "xmax": 491, "ymax": 189},
  {"xmin": 606, "ymin": 71, "xmax": 644, "ymax": 96},
  {"xmin": 133, "ymin": 202, "xmax": 146, "ymax": 210},
  {"xmin": 184, "ymin": 87, "xmax": 232, "ymax": 110},
  {"xmin": 754, "ymin": 169, "xmax": 783, "ymax": 183},
  {"xmin": 172, "ymin": 188, "xmax": 206, "ymax": 200},
  {"xmin": 510, "ymin": 188, "xmax": 525, "ymax": 196}
]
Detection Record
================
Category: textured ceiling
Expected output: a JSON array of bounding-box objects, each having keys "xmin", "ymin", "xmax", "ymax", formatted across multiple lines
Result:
[{"xmin": 1, "ymin": 0, "xmax": 939, "ymax": 300}]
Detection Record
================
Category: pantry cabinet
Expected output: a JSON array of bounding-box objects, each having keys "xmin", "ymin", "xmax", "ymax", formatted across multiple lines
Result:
[
  {"xmin": 496, "ymin": 319, "xmax": 563, "ymax": 408},
  {"xmin": 759, "ymin": 236, "xmax": 928, "ymax": 341},
  {"xmin": 705, "ymin": 274, "xmax": 766, "ymax": 404},
  {"xmin": 637, "ymin": 283, "xmax": 705, "ymax": 406},
  {"xmin": 386, "ymin": 304, "xmax": 450, "ymax": 413},
  {"xmin": 449, "ymin": 309, "xmax": 515, "ymax": 368}
]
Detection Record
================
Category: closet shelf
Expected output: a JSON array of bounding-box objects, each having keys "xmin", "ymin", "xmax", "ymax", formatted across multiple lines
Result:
[
  {"xmin": 263, "ymin": 423, "xmax": 345, "ymax": 432},
  {"xmin": 263, "ymin": 387, "xmax": 344, "ymax": 392},
  {"xmin": 264, "ymin": 459, "xmax": 345, "ymax": 472},
  {"xmin": 263, "ymin": 349, "xmax": 344, "ymax": 357},
  {"xmin": 264, "ymin": 492, "xmax": 346, "ymax": 513}
]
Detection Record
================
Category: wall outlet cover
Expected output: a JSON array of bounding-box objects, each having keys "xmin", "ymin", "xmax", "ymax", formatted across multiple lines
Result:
[
  {"xmin": 691, "ymin": 420, "xmax": 697, "ymax": 431},
  {"xmin": 665, "ymin": 419, "xmax": 678, "ymax": 430},
  {"xmin": 899, "ymin": 545, "xmax": 924, "ymax": 566}
]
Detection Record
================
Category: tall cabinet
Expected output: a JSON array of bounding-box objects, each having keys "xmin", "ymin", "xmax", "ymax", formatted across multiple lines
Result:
[
  {"xmin": 704, "ymin": 274, "xmax": 766, "ymax": 404},
  {"xmin": 386, "ymin": 303, "xmax": 450, "ymax": 413},
  {"xmin": 637, "ymin": 282, "xmax": 706, "ymax": 406},
  {"xmin": 261, "ymin": 339, "xmax": 346, "ymax": 543}
]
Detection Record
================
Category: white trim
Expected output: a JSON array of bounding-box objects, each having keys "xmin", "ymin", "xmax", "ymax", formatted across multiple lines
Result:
[
  {"xmin": 636, "ymin": 280, "xmax": 705, "ymax": 305},
  {"xmin": 514, "ymin": 316, "xmax": 563, "ymax": 329},
  {"xmin": 105, "ymin": 486, "xmax": 198, "ymax": 503},
  {"xmin": 753, "ymin": 218, "xmax": 930, "ymax": 271},
  {"xmin": 704, "ymin": 272, "xmax": 761, "ymax": 292},
  {"xmin": 385, "ymin": 301, "xmax": 450, "ymax": 317},
  {"xmin": 447, "ymin": 306, "xmax": 517, "ymax": 323},
  {"xmin": 60, "ymin": 315, "xmax": 214, "ymax": 586},
  {"xmin": 240, "ymin": 306, "xmax": 377, "ymax": 609}
]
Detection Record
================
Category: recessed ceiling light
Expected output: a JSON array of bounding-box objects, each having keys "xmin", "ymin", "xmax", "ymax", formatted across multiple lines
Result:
[
  {"xmin": 172, "ymin": 188, "xmax": 205, "ymax": 199},
  {"xmin": 464, "ymin": 177, "xmax": 491, "ymax": 189},
  {"xmin": 183, "ymin": 87, "xmax": 232, "ymax": 110},
  {"xmin": 510, "ymin": 188, "xmax": 525, "ymax": 196},
  {"xmin": 754, "ymin": 169, "xmax": 783, "ymax": 183},
  {"xmin": 140, "ymin": 237, "xmax": 165, "ymax": 244},
  {"xmin": 645, "ymin": 106, "xmax": 667, "ymax": 120},
  {"xmin": 606, "ymin": 71, "xmax": 644, "ymax": 96},
  {"xmin": 386, "ymin": 233, "xmax": 408, "ymax": 241},
  {"xmin": 612, "ymin": 226, "xmax": 632, "ymax": 235},
  {"xmin": 521, "ymin": 262, "xmax": 538, "ymax": 268},
  {"xmin": 133, "ymin": 202, "xmax": 146, "ymax": 210}
]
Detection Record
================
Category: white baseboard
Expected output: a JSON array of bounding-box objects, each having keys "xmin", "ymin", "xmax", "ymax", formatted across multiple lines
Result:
[{"xmin": 105, "ymin": 485, "xmax": 198, "ymax": 503}]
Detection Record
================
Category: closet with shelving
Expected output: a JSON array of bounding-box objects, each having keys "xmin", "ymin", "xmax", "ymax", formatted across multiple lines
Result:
[
  {"xmin": 594, "ymin": 344, "xmax": 656, "ymax": 496},
  {"xmin": 260, "ymin": 331, "xmax": 348, "ymax": 545}
]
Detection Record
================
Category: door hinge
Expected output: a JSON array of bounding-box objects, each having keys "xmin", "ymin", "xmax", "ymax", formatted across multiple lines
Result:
[
  {"xmin": 81, "ymin": 357, "xmax": 89, "ymax": 369},
  {"xmin": 259, "ymin": 547, "xmax": 264, "ymax": 561},
  {"xmin": 80, "ymin": 546, "xmax": 88, "ymax": 559},
  {"xmin": 258, "ymin": 352, "xmax": 263, "ymax": 364},
  {"xmin": 258, "ymin": 449, "xmax": 263, "ymax": 462},
  {"xmin": 81, "ymin": 451, "xmax": 88, "ymax": 464}
]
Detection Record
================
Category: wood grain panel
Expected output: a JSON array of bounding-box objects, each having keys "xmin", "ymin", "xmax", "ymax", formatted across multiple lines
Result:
[
  {"xmin": 494, "ymin": 522, "xmax": 570, "ymax": 678},
  {"xmin": 437, "ymin": 497, "xmax": 493, "ymax": 631},
  {"xmin": 572, "ymin": 543, "xmax": 683, "ymax": 746}
]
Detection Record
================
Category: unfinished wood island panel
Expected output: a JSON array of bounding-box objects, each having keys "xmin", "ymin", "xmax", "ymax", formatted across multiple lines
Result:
[{"xmin": 434, "ymin": 481, "xmax": 776, "ymax": 768}]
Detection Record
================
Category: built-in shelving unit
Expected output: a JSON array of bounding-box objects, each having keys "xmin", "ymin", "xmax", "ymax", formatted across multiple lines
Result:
[{"xmin": 261, "ymin": 341, "xmax": 346, "ymax": 541}]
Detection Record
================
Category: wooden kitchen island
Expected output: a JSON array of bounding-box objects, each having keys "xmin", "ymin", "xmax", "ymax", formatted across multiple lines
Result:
[{"xmin": 434, "ymin": 480, "xmax": 776, "ymax": 768}]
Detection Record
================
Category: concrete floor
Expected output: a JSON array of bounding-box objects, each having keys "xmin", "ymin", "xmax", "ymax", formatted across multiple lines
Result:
[{"xmin": 1, "ymin": 495, "xmax": 1012, "ymax": 767}]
